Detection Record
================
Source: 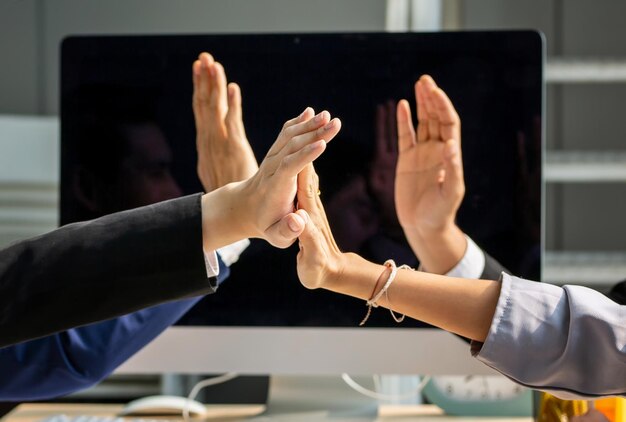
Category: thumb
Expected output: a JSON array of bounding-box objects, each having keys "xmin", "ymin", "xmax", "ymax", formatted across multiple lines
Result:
[
  {"xmin": 264, "ymin": 211, "xmax": 307, "ymax": 249},
  {"xmin": 295, "ymin": 209, "xmax": 316, "ymax": 247},
  {"xmin": 442, "ymin": 138, "xmax": 465, "ymax": 198}
]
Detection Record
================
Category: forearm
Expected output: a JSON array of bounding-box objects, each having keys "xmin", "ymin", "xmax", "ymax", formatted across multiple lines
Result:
[
  {"xmin": 403, "ymin": 223, "xmax": 467, "ymax": 275},
  {"xmin": 327, "ymin": 253, "xmax": 501, "ymax": 341},
  {"xmin": 0, "ymin": 194, "xmax": 214, "ymax": 348},
  {"xmin": 201, "ymin": 181, "xmax": 256, "ymax": 252}
]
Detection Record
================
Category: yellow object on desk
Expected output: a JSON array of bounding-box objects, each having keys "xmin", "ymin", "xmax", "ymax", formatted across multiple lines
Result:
[
  {"xmin": 595, "ymin": 397, "xmax": 625, "ymax": 422},
  {"xmin": 537, "ymin": 393, "xmax": 588, "ymax": 422},
  {"xmin": 537, "ymin": 394, "xmax": 626, "ymax": 422}
]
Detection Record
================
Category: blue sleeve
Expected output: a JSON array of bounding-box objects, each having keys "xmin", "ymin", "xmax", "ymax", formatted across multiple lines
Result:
[{"xmin": 0, "ymin": 258, "xmax": 229, "ymax": 402}]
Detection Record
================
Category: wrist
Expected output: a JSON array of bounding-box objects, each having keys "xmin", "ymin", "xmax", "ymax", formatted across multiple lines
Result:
[
  {"xmin": 323, "ymin": 253, "xmax": 386, "ymax": 301},
  {"xmin": 201, "ymin": 181, "xmax": 256, "ymax": 251},
  {"xmin": 405, "ymin": 223, "xmax": 467, "ymax": 275},
  {"xmin": 411, "ymin": 221, "xmax": 460, "ymax": 242}
]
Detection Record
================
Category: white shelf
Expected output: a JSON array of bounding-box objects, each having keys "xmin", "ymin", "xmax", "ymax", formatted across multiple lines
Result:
[
  {"xmin": 547, "ymin": 58, "xmax": 626, "ymax": 83},
  {"xmin": 544, "ymin": 150, "xmax": 626, "ymax": 182},
  {"xmin": 543, "ymin": 251, "xmax": 626, "ymax": 286}
]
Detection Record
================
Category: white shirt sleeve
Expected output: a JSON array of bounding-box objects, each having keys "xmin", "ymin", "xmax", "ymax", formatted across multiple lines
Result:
[
  {"xmin": 444, "ymin": 235, "xmax": 486, "ymax": 279},
  {"xmin": 202, "ymin": 238, "xmax": 251, "ymax": 278},
  {"xmin": 203, "ymin": 250, "xmax": 220, "ymax": 278}
]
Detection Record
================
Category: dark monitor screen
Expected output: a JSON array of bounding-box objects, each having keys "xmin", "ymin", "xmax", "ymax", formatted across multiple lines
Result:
[{"xmin": 61, "ymin": 31, "xmax": 543, "ymax": 329}]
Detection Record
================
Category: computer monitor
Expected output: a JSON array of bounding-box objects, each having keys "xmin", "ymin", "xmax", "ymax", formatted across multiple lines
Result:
[{"xmin": 60, "ymin": 31, "xmax": 543, "ymax": 377}]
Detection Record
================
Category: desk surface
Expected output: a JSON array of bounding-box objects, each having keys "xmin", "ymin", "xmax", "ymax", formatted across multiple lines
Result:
[{"xmin": 1, "ymin": 403, "xmax": 534, "ymax": 422}]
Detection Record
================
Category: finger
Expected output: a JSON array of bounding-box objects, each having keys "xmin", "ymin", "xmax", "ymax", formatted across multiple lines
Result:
[
  {"xmin": 209, "ymin": 61, "xmax": 228, "ymax": 120},
  {"xmin": 297, "ymin": 163, "xmax": 319, "ymax": 213},
  {"xmin": 225, "ymin": 82, "xmax": 245, "ymax": 137},
  {"xmin": 296, "ymin": 209, "xmax": 321, "ymax": 251},
  {"xmin": 283, "ymin": 107, "xmax": 315, "ymax": 129},
  {"xmin": 286, "ymin": 117, "xmax": 341, "ymax": 155},
  {"xmin": 441, "ymin": 138, "xmax": 465, "ymax": 199},
  {"xmin": 270, "ymin": 110, "xmax": 333, "ymax": 159},
  {"xmin": 284, "ymin": 110, "xmax": 330, "ymax": 138},
  {"xmin": 278, "ymin": 139, "xmax": 327, "ymax": 180},
  {"xmin": 420, "ymin": 75, "xmax": 441, "ymax": 140},
  {"xmin": 197, "ymin": 53, "xmax": 215, "ymax": 104},
  {"xmin": 265, "ymin": 212, "xmax": 306, "ymax": 248},
  {"xmin": 192, "ymin": 59, "xmax": 202, "ymax": 119},
  {"xmin": 396, "ymin": 100, "xmax": 416, "ymax": 152},
  {"xmin": 266, "ymin": 107, "xmax": 315, "ymax": 157},
  {"xmin": 430, "ymin": 87, "xmax": 461, "ymax": 143},
  {"xmin": 415, "ymin": 79, "xmax": 428, "ymax": 143},
  {"xmin": 192, "ymin": 59, "xmax": 201, "ymax": 91}
]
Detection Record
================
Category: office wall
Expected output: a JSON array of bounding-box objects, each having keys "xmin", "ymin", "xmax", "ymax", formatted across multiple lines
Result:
[
  {"xmin": 0, "ymin": 0, "xmax": 386, "ymax": 116},
  {"xmin": 0, "ymin": 0, "xmax": 40, "ymax": 114},
  {"xmin": 461, "ymin": 0, "xmax": 626, "ymax": 255}
]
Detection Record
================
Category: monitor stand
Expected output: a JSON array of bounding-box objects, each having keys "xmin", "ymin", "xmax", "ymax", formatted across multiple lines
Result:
[
  {"xmin": 265, "ymin": 375, "xmax": 422, "ymax": 418},
  {"xmin": 162, "ymin": 374, "xmax": 269, "ymax": 405}
]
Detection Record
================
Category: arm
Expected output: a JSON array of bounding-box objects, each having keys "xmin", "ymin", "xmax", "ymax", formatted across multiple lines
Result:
[
  {"xmin": 0, "ymin": 295, "xmax": 209, "ymax": 401},
  {"xmin": 0, "ymin": 257, "xmax": 228, "ymax": 401},
  {"xmin": 295, "ymin": 164, "xmax": 626, "ymax": 398},
  {"xmin": 0, "ymin": 193, "xmax": 212, "ymax": 348},
  {"xmin": 0, "ymin": 107, "xmax": 341, "ymax": 348},
  {"xmin": 474, "ymin": 273, "xmax": 626, "ymax": 398},
  {"xmin": 0, "ymin": 54, "xmax": 262, "ymax": 400}
]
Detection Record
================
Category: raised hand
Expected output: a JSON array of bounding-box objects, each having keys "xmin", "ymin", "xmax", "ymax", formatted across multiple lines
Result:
[
  {"xmin": 201, "ymin": 108, "xmax": 342, "ymax": 252},
  {"xmin": 395, "ymin": 75, "xmax": 466, "ymax": 273},
  {"xmin": 241, "ymin": 108, "xmax": 342, "ymax": 248},
  {"xmin": 295, "ymin": 163, "xmax": 344, "ymax": 290},
  {"xmin": 192, "ymin": 52, "xmax": 258, "ymax": 193}
]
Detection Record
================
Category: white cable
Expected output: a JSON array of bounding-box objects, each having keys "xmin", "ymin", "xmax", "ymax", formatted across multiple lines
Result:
[
  {"xmin": 182, "ymin": 372, "xmax": 239, "ymax": 421},
  {"xmin": 341, "ymin": 373, "xmax": 431, "ymax": 402}
]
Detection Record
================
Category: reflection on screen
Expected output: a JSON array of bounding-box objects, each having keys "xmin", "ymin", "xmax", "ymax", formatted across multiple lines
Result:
[{"xmin": 61, "ymin": 32, "xmax": 543, "ymax": 328}]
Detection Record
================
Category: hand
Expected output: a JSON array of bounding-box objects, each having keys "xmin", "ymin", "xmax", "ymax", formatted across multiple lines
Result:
[
  {"xmin": 295, "ymin": 163, "xmax": 345, "ymax": 289},
  {"xmin": 192, "ymin": 52, "xmax": 258, "ymax": 192},
  {"xmin": 201, "ymin": 108, "xmax": 341, "ymax": 251},
  {"xmin": 395, "ymin": 75, "xmax": 466, "ymax": 273},
  {"xmin": 240, "ymin": 108, "xmax": 342, "ymax": 248},
  {"xmin": 395, "ymin": 75, "xmax": 464, "ymax": 234}
]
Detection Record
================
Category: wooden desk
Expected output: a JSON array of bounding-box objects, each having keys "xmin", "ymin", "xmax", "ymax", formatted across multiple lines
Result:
[
  {"xmin": 2, "ymin": 403, "xmax": 533, "ymax": 422},
  {"xmin": 0, "ymin": 403, "xmax": 266, "ymax": 422}
]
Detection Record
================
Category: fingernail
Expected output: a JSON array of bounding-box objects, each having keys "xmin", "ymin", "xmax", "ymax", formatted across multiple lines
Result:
[
  {"xmin": 323, "ymin": 119, "xmax": 335, "ymax": 131},
  {"xmin": 209, "ymin": 65, "xmax": 217, "ymax": 77},
  {"xmin": 301, "ymin": 107, "xmax": 312, "ymax": 118},
  {"xmin": 288, "ymin": 215, "xmax": 302, "ymax": 232},
  {"xmin": 314, "ymin": 111, "xmax": 328, "ymax": 123}
]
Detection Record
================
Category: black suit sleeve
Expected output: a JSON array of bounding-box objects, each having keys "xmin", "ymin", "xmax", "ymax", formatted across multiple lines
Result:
[
  {"xmin": 480, "ymin": 251, "xmax": 509, "ymax": 280},
  {"xmin": 0, "ymin": 193, "xmax": 216, "ymax": 348}
]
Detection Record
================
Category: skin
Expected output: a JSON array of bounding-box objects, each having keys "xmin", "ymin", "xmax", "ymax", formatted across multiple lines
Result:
[
  {"xmin": 192, "ymin": 53, "xmax": 259, "ymax": 193},
  {"xmin": 295, "ymin": 162, "xmax": 501, "ymax": 342},
  {"xmin": 201, "ymin": 106, "xmax": 341, "ymax": 252},
  {"xmin": 395, "ymin": 75, "xmax": 467, "ymax": 274}
]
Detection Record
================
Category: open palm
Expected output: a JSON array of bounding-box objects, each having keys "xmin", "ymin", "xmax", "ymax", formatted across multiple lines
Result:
[{"xmin": 395, "ymin": 75, "xmax": 464, "ymax": 233}]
